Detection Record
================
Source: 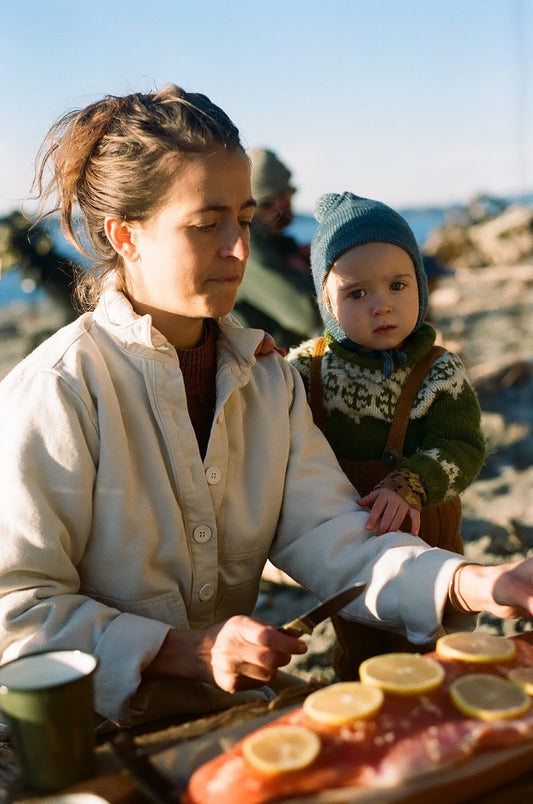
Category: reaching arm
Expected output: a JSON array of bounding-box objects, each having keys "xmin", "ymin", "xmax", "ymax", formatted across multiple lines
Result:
[{"xmin": 451, "ymin": 560, "xmax": 533, "ymax": 619}]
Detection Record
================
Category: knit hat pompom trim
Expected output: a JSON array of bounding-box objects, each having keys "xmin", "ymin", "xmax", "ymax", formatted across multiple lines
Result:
[{"xmin": 314, "ymin": 193, "xmax": 343, "ymax": 223}]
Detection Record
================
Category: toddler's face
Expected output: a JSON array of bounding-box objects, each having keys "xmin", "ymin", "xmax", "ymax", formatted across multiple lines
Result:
[{"xmin": 324, "ymin": 242, "xmax": 419, "ymax": 351}]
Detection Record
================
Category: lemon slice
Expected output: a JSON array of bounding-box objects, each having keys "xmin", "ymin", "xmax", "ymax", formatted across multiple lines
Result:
[
  {"xmin": 507, "ymin": 667, "xmax": 533, "ymax": 696},
  {"xmin": 359, "ymin": 652, "xmax": 445, "ymax": 695},
  {"xmin": 436, "ymin": 632, "xmax": 516, "ymax": 663},
  {"xmin": 450, "ymin": 673, "xmax": 531, "ymax": 720},
  {"xmin": 242, "ymin": 725, "xmax": 321, "ymax": 775},
  {"xmin": 303, "ymin": 681, "xmax": 384, "ymax": 726}
]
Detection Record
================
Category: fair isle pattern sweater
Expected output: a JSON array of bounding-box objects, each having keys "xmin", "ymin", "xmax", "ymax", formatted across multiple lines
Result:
[{"xmin": 287, "ymin": 323, "xmax": 485, "ymax": 506}]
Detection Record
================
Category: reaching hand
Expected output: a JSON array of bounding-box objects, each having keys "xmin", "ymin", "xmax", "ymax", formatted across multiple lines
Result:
[
  {"xmin": 357, "ymin": 487, "xmax": 421, "ymax": 537},
  {"xmin": 457, "ymin": 560, "xmax": 533, "ymax": 619}
]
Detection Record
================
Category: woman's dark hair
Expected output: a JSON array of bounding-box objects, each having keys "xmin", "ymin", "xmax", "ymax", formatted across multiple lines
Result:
[{"xmin": 32, "ymin": 84, "xmax": 244, "ymax": 308}]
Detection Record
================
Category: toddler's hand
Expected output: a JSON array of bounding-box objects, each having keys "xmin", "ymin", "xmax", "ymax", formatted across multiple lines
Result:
[
  {"xmin": 254, "ymin": 333, "xmax": 286, "ymax": 357},
  {"xmin": 357, "ymin": 487, "xmax": 420, "ymax": 537}
]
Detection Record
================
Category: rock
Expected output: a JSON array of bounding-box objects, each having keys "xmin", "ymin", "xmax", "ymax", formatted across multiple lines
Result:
[
  {"xmin": 469, "ymin": 205, "xmax": 533, "ymax": 266},
  {"xmin": 424, "ymin": 224, "xmax": 484, "ymax": 268},
  {"xmin": 510, "ymin": 518, "xmax": 533, "ymax": 550},
  {"xmin": 465, "ymin": 194, "xmax": 508, "ymax": 223},
  {"xmin": 424, "ymin": 200, "xmax": 533, "ymax": 269}
]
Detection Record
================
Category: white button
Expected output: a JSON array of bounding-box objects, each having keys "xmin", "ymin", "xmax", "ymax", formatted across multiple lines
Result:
[
  {"xmin": 193, "ymin": 525, "xmax": 212, "ymax": 544},
  {"xmin": 205, "ymin": 466, "xmax": 221, "ymax": 485},
  {"xmin": 198, "ymin": 583, "xmax": 215, "ymax": 602}
]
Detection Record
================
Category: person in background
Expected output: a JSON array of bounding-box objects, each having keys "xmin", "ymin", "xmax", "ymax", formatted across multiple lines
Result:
[
  {"xmin": 1, "ymin": 87, "xmax": 532, "ymax": 731},
  {"xmin": 288, "ymin": 192, "xmax": 486, "ymax": 679},
  {"xmin": 233, "ymin": 148, "xmax": 321, "ymax": 352}
]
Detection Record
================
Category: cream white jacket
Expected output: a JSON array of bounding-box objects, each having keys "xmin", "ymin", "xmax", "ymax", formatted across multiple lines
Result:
[{"xmin": 0, "ymin": 281, "xmax": 466, "ymax": 725}]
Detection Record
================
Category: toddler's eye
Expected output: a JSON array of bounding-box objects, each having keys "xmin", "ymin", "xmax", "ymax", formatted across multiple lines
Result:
[
  {"xmin": 350, "ymin": 289, "xmax": 365, "ymax": 300},
  {"xmin": 390, "ymin": 281, "xmax": 405, "ymax": 291}
]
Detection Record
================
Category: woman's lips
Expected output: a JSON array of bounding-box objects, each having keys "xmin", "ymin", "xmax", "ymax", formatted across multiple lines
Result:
[{"xmin": 208, "ymin": 274, "xmax": 241, "ymax": 285}]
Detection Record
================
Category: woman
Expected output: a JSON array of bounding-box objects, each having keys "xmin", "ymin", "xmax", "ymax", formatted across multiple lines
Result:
[{"xmin": 0, "ymin": 84, "xmax": 532, "ymax": 728}]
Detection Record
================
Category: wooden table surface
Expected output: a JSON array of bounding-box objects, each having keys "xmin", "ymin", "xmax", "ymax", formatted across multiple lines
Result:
[
  {"xmin": 9, "ymin": 747, "xmax": 533, "ymax": 804},
  {"xmin": 7, "ymin": 637, "xmax": 533, "ymax": 804},
  {"xmin": 9, "ymin": 712, "xmax": 533, "ymax": 804}
]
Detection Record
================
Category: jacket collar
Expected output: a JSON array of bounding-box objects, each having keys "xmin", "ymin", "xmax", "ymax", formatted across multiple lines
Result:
[{"xmin": 94, "ymin": 272, "xmax": 266, "ymax": 362}]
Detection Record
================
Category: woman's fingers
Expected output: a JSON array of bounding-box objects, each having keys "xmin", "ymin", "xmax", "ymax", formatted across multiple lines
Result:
[{"xmin": 208, "ymin": 616, "xmax": 306, "ymax": 692}]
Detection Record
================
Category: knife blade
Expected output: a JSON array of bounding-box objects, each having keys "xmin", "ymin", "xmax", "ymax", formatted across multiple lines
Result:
[{"xmin": 280, "ymin": 582, "xmax": 366, "ymax": 637}]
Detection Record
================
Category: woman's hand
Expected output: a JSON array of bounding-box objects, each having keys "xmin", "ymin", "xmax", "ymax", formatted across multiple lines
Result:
[
  {"xmin": 144, "ymin": 616, "xmax": 307, "ymax": 692},
  {"xmin": 357, "ymin": 487, "xmax": 421, "ymax": 537},
  {"xmin": 198, "ymin": 616, "xmax": 307, "ymax": 692}
]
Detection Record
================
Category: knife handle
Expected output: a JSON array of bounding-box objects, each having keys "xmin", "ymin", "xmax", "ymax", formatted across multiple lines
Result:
[{"xmin": 279, "ymin": 619, "xmax": 313, "ymax": 637}]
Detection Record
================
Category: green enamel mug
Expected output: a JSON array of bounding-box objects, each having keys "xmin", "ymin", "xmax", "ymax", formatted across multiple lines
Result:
[{"xmin": 0, "ymin": 649, "xmax": 98, "ymax": 792}]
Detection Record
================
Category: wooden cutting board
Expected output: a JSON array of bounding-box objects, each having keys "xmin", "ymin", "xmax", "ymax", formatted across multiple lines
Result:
[{"xmin": 151, "ymin": 699, "xmax": 533, "ymax": 803}]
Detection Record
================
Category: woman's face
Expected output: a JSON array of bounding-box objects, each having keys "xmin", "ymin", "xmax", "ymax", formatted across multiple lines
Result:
[{"xmin": 124, "ymin": 148, "xmax": 255, "ymax": 338}]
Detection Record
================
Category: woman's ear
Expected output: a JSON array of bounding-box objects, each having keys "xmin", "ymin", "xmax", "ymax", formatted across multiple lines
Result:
[{"xmin": 104, "ymin": 217, "xmax": 139, "ymax": 261}]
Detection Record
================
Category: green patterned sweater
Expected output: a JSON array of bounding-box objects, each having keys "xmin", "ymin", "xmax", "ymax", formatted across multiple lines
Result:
[{"xmin": 287, "ymin": 323, "xmax": 486, "ymax": 506}]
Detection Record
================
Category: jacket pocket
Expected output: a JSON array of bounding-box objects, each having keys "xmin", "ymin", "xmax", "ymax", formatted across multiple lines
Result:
[{"xmin": 91, "ymin": 589, "xmax": 189, "ymax": 628}]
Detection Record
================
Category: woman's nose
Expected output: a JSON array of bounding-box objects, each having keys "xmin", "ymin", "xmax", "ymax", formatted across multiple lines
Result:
[{"xmin": 220, "ymin": 226, "xmax": 250, "ymax": 261}]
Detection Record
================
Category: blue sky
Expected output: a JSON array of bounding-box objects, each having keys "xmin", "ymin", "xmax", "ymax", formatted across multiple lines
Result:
[{"xmin": 1, "ymin": 0, "xmax": 531, "ymax": 216}]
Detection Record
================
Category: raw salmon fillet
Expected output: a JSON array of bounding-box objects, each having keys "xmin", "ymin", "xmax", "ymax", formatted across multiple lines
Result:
[{"xmin": 184, "ymin": 638, "xmax": 533, "ymax": 804}]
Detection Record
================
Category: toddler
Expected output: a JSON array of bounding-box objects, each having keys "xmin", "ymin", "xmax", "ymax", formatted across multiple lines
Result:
[{"xmin": 288, "ymin": 192, "xmax": 486, "ymax": 678}]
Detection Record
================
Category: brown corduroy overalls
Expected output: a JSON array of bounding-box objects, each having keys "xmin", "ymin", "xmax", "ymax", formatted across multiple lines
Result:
[{"xmin": 310, "ymin": 338, "xmax": 463, "ymax": 680}]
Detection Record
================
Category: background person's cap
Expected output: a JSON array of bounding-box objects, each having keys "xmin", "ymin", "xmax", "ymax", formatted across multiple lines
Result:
[{"xmin": 248, "ymin": 148, "xmax": 293, "ymax": 204}]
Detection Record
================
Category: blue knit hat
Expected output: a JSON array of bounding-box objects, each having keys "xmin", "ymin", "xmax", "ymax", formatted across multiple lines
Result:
[{"xmin": 310, "ymin": 193, "xmax": 429, "ymax": 353}]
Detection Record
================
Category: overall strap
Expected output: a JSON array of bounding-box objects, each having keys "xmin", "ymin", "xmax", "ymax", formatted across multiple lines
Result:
[
  {"xmin": 383, "ymin": 344, "xmax": 447, "ymax": 462},
  {"xmin": 310, "ymin": 337, "xmax": 328, "ymax": 433}
]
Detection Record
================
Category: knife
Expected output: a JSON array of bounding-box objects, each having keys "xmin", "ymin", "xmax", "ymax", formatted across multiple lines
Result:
[{"xmin": 280, "ymin": 582, "xmax": 366, "ymax": 637}]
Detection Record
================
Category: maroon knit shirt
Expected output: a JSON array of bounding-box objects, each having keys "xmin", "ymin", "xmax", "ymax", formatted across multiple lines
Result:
[{"xmin": 176, "ymin": 319, "xmax": 218, "ymax": 459}]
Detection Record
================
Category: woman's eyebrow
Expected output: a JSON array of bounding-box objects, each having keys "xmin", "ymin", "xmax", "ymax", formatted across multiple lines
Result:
[{"xmin": 196, "ymin": 199, "xmax": 257, "ymax": 213}]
